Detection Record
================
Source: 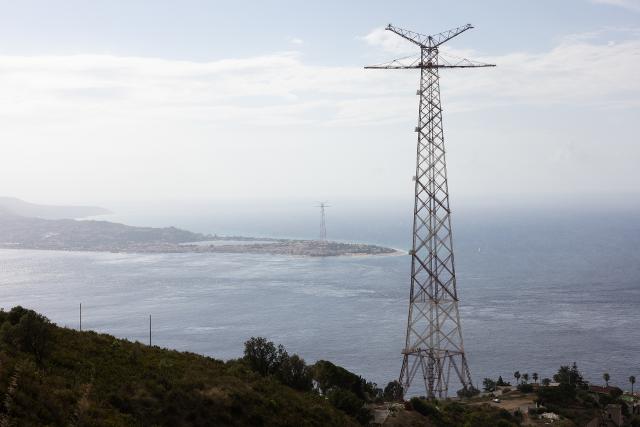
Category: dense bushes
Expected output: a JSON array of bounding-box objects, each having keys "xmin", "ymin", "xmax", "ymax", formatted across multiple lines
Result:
[
  {"xmin": 0, "ymin": 306, "xmax": 52, "ymax": 363},
  {"xmin": 243, "ymin": 337, "xmax": 376, "ymax": 424},
  {"xmin": 310, "ymin": 359, "xmax": 380, "ymax": 401},
  {"xmin": 383, "ymin": 380, "xmax": 403, "ymax": 401},
  {"xmin": 483, "ymin": 377, "xmax": 497, "ymax": 392},
  {"xmin": 405, "ymin": 398, "xmax": 520, "ymax": 427},
  {"xmin": 457, "ymin": 385, "xmax": 481, "ymax": 398},
  {"xmin": 243, "ymin": 337, "xmax": 284, "ymax": 376},
  {"xmin": 409, "ymin": 397, "xmax": 439, "ymax": 417},
  {"xmin": 517, "ymin": 383, "xmax": 534, "ymax": 393},
  {"xmin": 243, "ymin": 336, "xmax": 312, "ymax": 391},
  {"xmin": 0, "ymin": 308, "xmax": 358, "ymax": 426},
  {"xmin": 277, "ymin": 353, "xmax": 312, "ymax": 391},
  {"xmin": 326, "ymin": 388, "xmax": 373, "ymax": 425},
  {"xmin": 535, "ymin": 364, "xmax": 608, "ymax": 426}
]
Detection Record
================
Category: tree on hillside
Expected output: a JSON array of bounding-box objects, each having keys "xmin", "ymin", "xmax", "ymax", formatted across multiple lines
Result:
[
  {"xmin": 603, "ymin": 372, "xmax": 610, "ymax": 388},
  {"xmin": 569, "ymin": 362, "xmax": 585, "ymax": 387},
  {"xmin": 483, "ymin": 378, "xmax": 497, "ymax": 392},
  {"xmin": 277, "ymin": 353, "xmax": 312, "ymax": 391},
  {"xmin": 532, "ymin": 372, "xmax": 538, "ymax": 384},
  {"xmin": 553, "ymin": 363, "xmax": 585, "ymax": 387},
  {"xmin": 630, "ymin": 376, "xmax": 636, "ymax": 395},
  {"xmin": 311, "ymin": 360, "xmax": 369, "ymax": 400},
  {"xmin": 456, "ymin": 385, "xmax": 480, "ymax": 398},
  {"xmin": 0, "ymin": 307, "xmax": 52, "ymax": 364},
  {"xmin": 243, "ymin": 337, "xmax": 286, "ymax": 376},
  {"xmin": 383, "ymin": 381, "xmax": 403, "ymax": 402},
  {"xmin": 522, "ymin": 373, "xmax": 529, "ymax": 384},
  {"xmin": 327, "ymin": 388, "xmax": 373, "ymax": 425},
  {"xmin": 514, "ymin": 371, "xmax": 521, "ymax": 384},
  {"xmin": 496, "ymin": 376, "xmax": 509, "ymax": 386}
]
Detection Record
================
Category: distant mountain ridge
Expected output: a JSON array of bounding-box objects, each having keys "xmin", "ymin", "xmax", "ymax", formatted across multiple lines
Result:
[{"xmin": 0, "ymin": 196, "xmax": 111, "ymax": 219}]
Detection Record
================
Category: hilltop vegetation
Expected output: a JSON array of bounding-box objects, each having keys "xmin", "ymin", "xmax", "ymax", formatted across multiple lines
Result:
[
  {"xmin": 0, "ymin": 307, "xmax": 360, "ymax": 426},
  {"xmin": 4, "ymin": 306, "xmax": 633, "ymax": 426}
]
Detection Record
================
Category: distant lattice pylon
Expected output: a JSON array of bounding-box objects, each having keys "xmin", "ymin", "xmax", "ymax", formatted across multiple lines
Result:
[
  {"xmin": 366, "ymin": 23, "xmax": 494, "ymax": 399},
  {"xmin": 315, "ymin": 202, "xmax": 330, "ymax": 241}
]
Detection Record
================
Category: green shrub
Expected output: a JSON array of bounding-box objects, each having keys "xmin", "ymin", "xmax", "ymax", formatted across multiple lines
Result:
[
  {"xmin": 609, "ymin": 387, "xmax": 623, "ymax": 399},
  {"xmin": 0, "ymin": 307, "xmax": 359, "ymax": 426},
  {"xmin": 243, "ymin": 336, "xmax": 283, "ymax": 376},
  {"xmin": 327, "ymin": 388, "xmax": 372, "ymax": 425},
  {"xmin": 537, "ymin": 382, "xmax": 577, "ymax": 405},
  {"xmin": 311, "ymin": 360, "xmax": 369, "ymax": 400},
  {"xmin": 276, "ymin": 353, "xmax": 312, "ymax": 391},
  {"xmin": 409, "ymin": 397, "xmax": 439, "ymax": 417},
  {"xmin": 457, "ymin": 385, "xmax": 481, "ymax": 398},
  {"xmin": 483, "ymin": 377, "xmax": 497, "ymax": 392},
  {"xmin": 383, "ymin": 380, "xmax": 403, "ymax": 401},
  {"xmin": 517, "ymin": 383, "xmax": 534, "ymax": 393},
  {"xmin": 0, "ymin": 307, "xmax": 53, "ymax": 363}
]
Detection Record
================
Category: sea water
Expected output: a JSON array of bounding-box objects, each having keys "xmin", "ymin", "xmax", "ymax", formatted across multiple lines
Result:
[{"xmin": 0, "ymin": 206, "xmax": 638, "ymax": 393}]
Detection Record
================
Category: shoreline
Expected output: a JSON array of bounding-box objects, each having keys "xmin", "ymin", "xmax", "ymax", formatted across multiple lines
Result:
[
  {"xmin": 0, "ymin": 212, "xmax": 399, "ymax": 257},
  {"xmin": 0, "ymin": 241, "xmax": 404, "ymax": 258}
]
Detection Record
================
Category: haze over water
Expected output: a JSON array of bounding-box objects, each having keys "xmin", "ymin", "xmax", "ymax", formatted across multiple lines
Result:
[{"xmin": 1, "ymin": 203, "xmax": 638, "ymax": 394}]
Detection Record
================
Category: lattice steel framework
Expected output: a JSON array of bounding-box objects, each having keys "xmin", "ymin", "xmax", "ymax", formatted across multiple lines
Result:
[
  {"xmin": 316, "ymin": 202, "xmax": 330, "ymax": 241},
  {"xmin": 365, "ymin": 24, "xmax": 494, "ymax": 398}
]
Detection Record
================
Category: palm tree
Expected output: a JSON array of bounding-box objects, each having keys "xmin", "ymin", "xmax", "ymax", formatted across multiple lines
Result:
[
  {"xmin": 603, "ymin": 372, "xmax": 610, "ymax": 388},
  {"xmin": 532, "ymin": 373, "xmax": 539, "ymax": 384},
  {"xmin": 514, "ymin": 371, "xmax": 521, "ymax": 385},
  {"xmin": 630, "ymin": 376, "xmax": 636, "ymax": 395},
  {"xmin": 522, "ymin": 373, "xmax": 529, "ymax": 384}
]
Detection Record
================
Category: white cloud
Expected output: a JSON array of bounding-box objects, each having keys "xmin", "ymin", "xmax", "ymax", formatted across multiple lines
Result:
[
  {"xmin": 361, "ymin": 27, "xmax": 640, "ymax": 111},
  {"xmin": 359, "ymin": 27, "xmax": 417, "ymax": 55},
  {"xmin": 1, "ymin": 29, "xmax": 639, "ymax": 130},
  {"xmin": 290, "ymin": 37, "xmax": 304, "ymax": 45},
  {"xmin": 591, "ymin": 0, "xmax": 640, "ymax": 12},
  {"xmin": 1, "ymin": 28, "xmax": 639, "ymax": 203}
]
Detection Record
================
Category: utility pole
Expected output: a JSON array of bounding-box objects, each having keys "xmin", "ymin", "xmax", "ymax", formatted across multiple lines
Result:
[
  {"xmin": 366, "ymin": 23, "xmax": 494, "ymax": 398},
  {"xmin": 79, "ymin": 303, "xmax": 82, "ymax": 331},
  {"xmin": 149, "ymin": 315, "xmax": 152, "ymax": 346}
]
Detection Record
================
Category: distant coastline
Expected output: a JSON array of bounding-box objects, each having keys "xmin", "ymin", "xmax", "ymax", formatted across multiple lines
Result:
[{"xmin": 0, "ymin": 198, "xmax": 399, "ymax": 257}]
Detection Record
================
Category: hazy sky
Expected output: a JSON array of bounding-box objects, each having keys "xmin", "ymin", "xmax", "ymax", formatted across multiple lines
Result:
[{"xmin": 1, "ymin": 0, "xmax": 639, "ymax": 208}]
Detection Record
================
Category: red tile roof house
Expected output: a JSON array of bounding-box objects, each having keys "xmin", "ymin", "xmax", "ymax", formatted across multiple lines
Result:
[{"xmin": 589, "ymin": 385, "xmax": 619, "ymax": 394}]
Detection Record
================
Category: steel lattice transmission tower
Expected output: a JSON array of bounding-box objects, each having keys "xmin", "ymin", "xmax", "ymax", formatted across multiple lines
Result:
[
  {"xmin": 366, "ymin": 23, "xmax": 494, "ymax": 398},
  {"xmin": 316, "ymin": 202, "xmax": 330, "ymax": 241}
]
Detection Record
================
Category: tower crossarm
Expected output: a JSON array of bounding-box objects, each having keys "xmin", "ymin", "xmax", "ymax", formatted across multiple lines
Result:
[
  {"xmin": 385, "ymin": 24, "xmax": 432, "ymax": 48},
  {"xmin": 364, "ymin": 55, "xmax": 495, "ymax": 70},
  {"xmin": 384, "ymin": 23, "xmax": 474, "ymax": 49},
  {"xmin": 428, "ymin": 24, "xmax": 474, "ymax": 48}
]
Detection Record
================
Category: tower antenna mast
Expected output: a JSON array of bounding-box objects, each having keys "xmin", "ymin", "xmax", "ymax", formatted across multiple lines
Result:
[
  {"xmin": 315, "ymin": 202, "xmax": 330, "ymax": 242},
  {"xmin": 366, "ymin": 23, "xmax": 494, "ymax": 398}
]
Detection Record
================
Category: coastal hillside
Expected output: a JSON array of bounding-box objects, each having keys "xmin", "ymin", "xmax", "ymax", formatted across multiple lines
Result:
[
  {"xmin": 0, "ymin": 210, "xmax": 210, "ymax": 251},
  {"xmin": 2, "ymin": 307, "xmax": 636, "ymax": 426},
  {"xmin": 0, "ymin": 307, "xmax": 358, "ymax": 426}
]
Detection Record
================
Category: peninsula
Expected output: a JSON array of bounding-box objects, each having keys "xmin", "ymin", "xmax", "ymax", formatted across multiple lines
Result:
[{"xmin": 0, "ymin": 199, "xmax": 399, "ymax": 257}]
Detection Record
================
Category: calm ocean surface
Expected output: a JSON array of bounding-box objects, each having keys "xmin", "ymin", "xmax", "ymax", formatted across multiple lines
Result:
[{"xmin": 1, "ymin": 207, "xmax": 638, "ymax": 394}]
